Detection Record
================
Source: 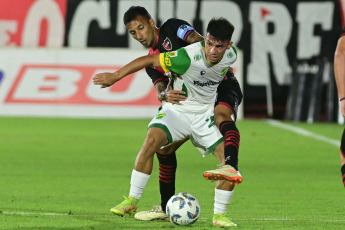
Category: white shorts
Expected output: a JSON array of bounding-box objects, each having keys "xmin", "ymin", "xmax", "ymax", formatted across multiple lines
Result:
[{"xmin": 148, "ymin": 106, "xmax": 223, "ymax": 156}]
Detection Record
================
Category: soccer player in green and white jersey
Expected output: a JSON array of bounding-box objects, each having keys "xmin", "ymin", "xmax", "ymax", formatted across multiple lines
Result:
[{"xmin": 93, "ymin": 18, "xmax": 240, "ymax": 227}]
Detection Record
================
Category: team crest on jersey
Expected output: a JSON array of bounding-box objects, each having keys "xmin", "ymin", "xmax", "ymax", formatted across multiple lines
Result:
[
  {"xmin": 156, "ymin": 113, "xmax": 166, "ymax": 119},
  {"xmin": 163, "ymin": 37, "xmax": 172, "ymax": 50},
  {"xmin": 194, "ymin": 54, "xmax": 201, "ymax": 61},
  {"xmin": 227, "ymin": 52, "xmax": 233, "ymax": 59}
]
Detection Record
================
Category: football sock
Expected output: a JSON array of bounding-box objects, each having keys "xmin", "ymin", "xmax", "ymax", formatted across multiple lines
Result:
[
  {"xmin": 214, "ymin": 188, "xmax": 234, "ymax": 214},
  {"xmin": 129, "ymin": 169, "xmax": 150, "ymax": 199},
  {"xmin": 341, "ymin": 165, "xmax": 345, "ymax": 187},
  {"xmin": 219, "ymin": 121, "xmax": 240, "ymax": 170},
  {"xmin": 156, "ymin": 152, "xmax": 177, "ymax": 211}
]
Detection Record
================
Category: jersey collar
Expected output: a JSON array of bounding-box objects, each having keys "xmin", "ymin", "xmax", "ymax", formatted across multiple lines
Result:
[{"xmin": 152, "ymin": 28, "xmax": 160, "ymax": 49}]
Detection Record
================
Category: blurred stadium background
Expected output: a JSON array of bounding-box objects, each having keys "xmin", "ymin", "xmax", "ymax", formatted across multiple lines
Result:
[
  {"xmin": 0, "ymin": 0, "xmax": 344, "ymax": 122},
  {"xmin": 2, "ymin": 1, "xmax": 345, "ymax": 229}
]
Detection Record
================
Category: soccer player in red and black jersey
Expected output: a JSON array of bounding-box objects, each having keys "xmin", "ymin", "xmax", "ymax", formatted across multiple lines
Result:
[
  {"xmin": 109, "ymin": 6, "xmax": 242, "ymax": 226},
  {"xmin": 334, "ymin": 27, "xmax": 345, "ymax": 187}
]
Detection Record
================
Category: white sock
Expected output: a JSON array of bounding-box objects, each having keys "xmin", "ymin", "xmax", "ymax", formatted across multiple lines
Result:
[
  {"xmin": 129, "ymin": 170, "xmax": 151, "ymax": 199},
  {"xmin": 214, "ymin": 188, "xmax": 234, "ymax": 214}
]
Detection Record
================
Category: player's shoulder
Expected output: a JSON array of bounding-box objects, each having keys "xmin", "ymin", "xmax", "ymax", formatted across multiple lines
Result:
[
  {"xmin": 163, "ymin": 18, "xmax": 191, "ymax": 27},
  {"xmin": 231, "ymin": 45, "xmax": 237, "ymax": 57},
  {"xmin": 227, "ymin": 46, "xmax": 237, "ymax": 62},
  {"xmin": 183, "ymin": 41, "xmax": 203, "ymax": 53}
]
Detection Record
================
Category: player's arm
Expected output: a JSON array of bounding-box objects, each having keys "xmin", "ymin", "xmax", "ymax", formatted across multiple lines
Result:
[
  {"xmin": 167, "ymin": 18, "xmax": 203, "ymax": 44},
  {"xmin": 145, "ymin": 67, "xmax": 186, "ymax": 103},
  {"xmin": 334, "ymin": 35, "xmax": 345, "ymax": 117},
  {"xmin": 145, "ymin": 66, "xmax": 169, "ymax": 100},
  {"xmin": 186, "ymin": 30, "xmax": 203, "ymax": 44},
  {"xmin": 156, "ymin": 81, "xmax": 168, "ymax": 101},
  {"xmin": 93, "ymin": 54, "xmax": 161, "ymax": 88}
]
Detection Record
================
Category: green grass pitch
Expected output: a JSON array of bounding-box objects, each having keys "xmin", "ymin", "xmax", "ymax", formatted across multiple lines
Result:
[{"xmin": 1, "ymin": 117, "xmax": 345, "ymax": 229}]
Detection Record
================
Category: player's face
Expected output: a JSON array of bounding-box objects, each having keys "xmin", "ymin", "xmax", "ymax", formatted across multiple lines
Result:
[
  {"xmin": 126, "ymin": 15, "xmax": 157, "ymax": 48},
  {"xmin": 204, "ymin": 33, "xmax": 232, "ymax": 64}
]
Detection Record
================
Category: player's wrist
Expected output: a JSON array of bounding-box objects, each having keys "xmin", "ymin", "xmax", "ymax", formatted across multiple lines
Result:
[
  {"xmin": 159, "ymin": 91, "xmax": 168, "ymax": 102},
  {"xmin": 340, "ymin": 97, "xmax": 345, "ymax": 102}
]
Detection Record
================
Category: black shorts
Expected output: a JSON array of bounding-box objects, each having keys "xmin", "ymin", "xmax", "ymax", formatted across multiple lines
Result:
[{"xmin": 215, "ymin": 72, "xmax": 243, "ymax": 121}]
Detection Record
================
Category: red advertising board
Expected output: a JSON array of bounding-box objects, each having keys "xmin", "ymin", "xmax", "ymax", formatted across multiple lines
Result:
[
  {"xmin": 5, "ymin": 64, "xmax": 159, "ymax": 106},
  {"xmin": 0, "ymin": 0, "xmax": 66, "ymax": 46}
]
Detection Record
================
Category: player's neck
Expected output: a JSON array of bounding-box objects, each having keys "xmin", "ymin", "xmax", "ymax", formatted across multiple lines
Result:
[{"xmin": 151, "ymin": 28, "xmax": 160, "ymax": 49}]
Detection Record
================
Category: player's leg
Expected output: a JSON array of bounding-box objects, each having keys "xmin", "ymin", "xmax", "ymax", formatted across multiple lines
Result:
[
  {"xmin": 157, "ymin": 139, "xmax": 188, "ymax": 209},
  {"xmin": 204, "ymin": 117, "xmax": 242, "ymax": 184},
  {"xmin": 340, "ymin": 128, "xmax": 345, "ymax": 187},
  {"xmin": 110, "ymin": 127, "xmax": 168, "ymax": 216},
  {"xmin": 204, "ymin": 75, "xmax": 243, "ymax": 183},
  {"xmin": 212, "ymin": 142, "xmax": 238, "ymax": 227},
  {"xmin": 112, "ymin": 107, "xmax": 190, "ymax": 217},
  {"xmin": 134, "ymin": 138, "xmax": 188, "ymax": 221},
  {"xmin": 214, "ymin": 104, "xmax": 239, "ymax": 169},
  {"xmin": 189, "ymin": 109, "xmax": 239, "ymax": 227}
]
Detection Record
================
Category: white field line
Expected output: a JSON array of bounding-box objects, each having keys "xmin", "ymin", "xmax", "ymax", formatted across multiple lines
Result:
[
  {"xmin": 2, "ymin": 211, "xmax": 345, "ymax": 222},
  {"xmin": 266, "ymin": 119, "xmax": 340, "ymax": 147},
  {"xmin": 2, "ymin": 211, "xmax": 109, "ymax": 217}
]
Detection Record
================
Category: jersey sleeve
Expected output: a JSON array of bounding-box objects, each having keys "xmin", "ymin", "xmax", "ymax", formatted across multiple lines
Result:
[
  {"xmin": 145, "ymin": 67, "xmax": 169, "ymax": 85},
  {"xmin": 159, "ymin": 48, "xmax": 191, "ymax": 75},
  {"xmin": 164, "ymin": 18, "xmax": 195, "ymax": 42}
]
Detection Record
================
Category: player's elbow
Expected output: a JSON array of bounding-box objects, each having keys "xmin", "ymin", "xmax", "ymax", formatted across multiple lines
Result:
[{"xmin": 335, "ymin": 50, "xmax": 345, "ymax": 62}]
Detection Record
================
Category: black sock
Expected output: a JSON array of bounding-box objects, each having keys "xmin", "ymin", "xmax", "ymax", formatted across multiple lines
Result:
[
  {"xmin": 219, "ymin": 121, "xmax": 240, "ymax": 170},
  {"xmin": 156, "ymin": 152, "xmax": 177, "ymax": 211}
]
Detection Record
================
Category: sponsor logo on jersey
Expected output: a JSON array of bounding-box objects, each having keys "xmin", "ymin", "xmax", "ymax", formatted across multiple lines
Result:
[
  {"xmin": 163, "ymin": 37, "xmax": 172, "ymax": 50},
  {"xmin": 194, "ymin": 54, "xmax": 201, "ymax": 61},
  {"xmin": 165, "ymin": 56, "xmax": 171, "ymax": 66},
  {"xmin": 156, "ymin": 113, "xmax": 166, "ymax": 119},
  {"xmin": 169, "ymin": 51, "xmax": 177, "ymax": 57},
  {"xmin": 200, "ymin": 70, "xmax": 206, "ymax": 76},
  {"xmin": 193, "ymin": 80, "xmax": 222, "ymax": 87}
]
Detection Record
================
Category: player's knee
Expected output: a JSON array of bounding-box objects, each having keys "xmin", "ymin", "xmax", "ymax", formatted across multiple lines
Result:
[
  {"xmin": 147, "ymin": 127, "xmax": 168, "ymax": 145},
  {"xmin": 157, "ymin": 146, "xmax": 174, "ymax": 155},
  {"xmin": 214, "ymin": 112, "xmax": 234, "ymax": 127},
  {"xmin": 145, "ymin": 135, "xmax": 161, "ymax": 149},
  {"xmin": 214, "ymin": 104, "xmax": 234, "ymax": 127}
]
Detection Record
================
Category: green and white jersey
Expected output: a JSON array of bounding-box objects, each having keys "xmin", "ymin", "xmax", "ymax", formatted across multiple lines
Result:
[{"xmin": 159, "ymin": 41, "xmax": 237, "ymax": 113}]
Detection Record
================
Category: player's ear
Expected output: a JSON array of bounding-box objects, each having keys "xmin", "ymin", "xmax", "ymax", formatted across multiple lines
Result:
[
  {"xmin": 149, "ymin": 18, "xmax": 155, "ymax": 28},
  {"xmin": 227, "ymin": 41, "xmax": 233, "ymax": 49}
]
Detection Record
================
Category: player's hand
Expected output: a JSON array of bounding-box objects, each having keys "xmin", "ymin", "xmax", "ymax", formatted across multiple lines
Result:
[
  {"xmin": 93, "ymin": 72, "xmax": 120, "ymax": 88},
  {"xmin": 160, "ymin": 86, "xmax": 186, "ymax": 105},
  {"xmin": 341, "ymin": 100, "xmax": 345, "ymax": 118}
]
